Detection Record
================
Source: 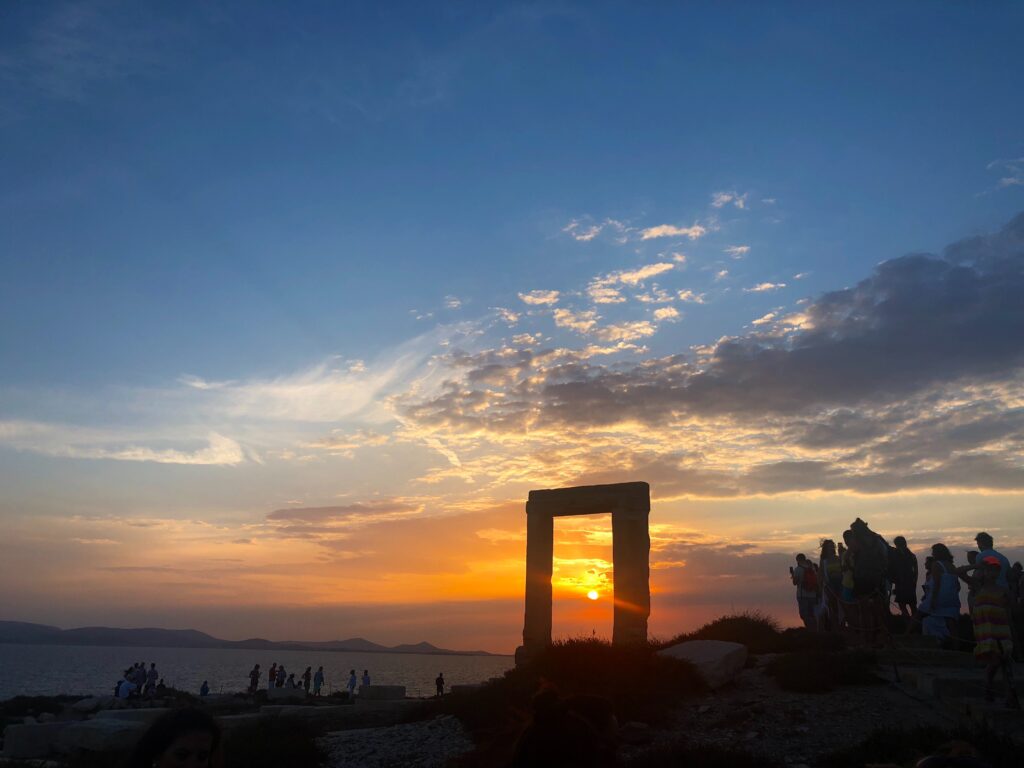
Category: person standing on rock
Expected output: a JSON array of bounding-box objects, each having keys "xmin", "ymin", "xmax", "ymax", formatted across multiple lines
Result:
[
  {"xmin": 145, "ymin": 663, "xmax": 159, "ymax": 698},
  {"xmin": 435, "ymin": 672, "xmax": 445, "ymax": 697},
  {"xmin": 347, "ymin": 669, "xmax": 357, "ymax": 696},
  {"xmin": 972, "ymin": 557, "xmax": 1019, "ymax": 709},
  {"xmin": 302, "ymin": 666, "xmax": 312, "ymax": 693},
  {"xmin": 791, "ymin": 554, "xmax": 818, "ymax": 630},
  {"xmin": 200, "ymin": 680, "xmax": 210, "ymax": 697},
  {"xmin": 975, "ymin": 532, "xmax": 1012, "ymax": 592},
  {"xmin": 268, "ymin": 663, "xmax": 277, "ymax": 690},
  {"xmin": 361, "ymin": 669, "xmax": 371, "ymax": 688},
  {"xmin": 892, "ymin": 536, "xmax": 919, "ymax": 626},
  {"xmin": 313, "ymin": 666, "xmax": 325, "ymax": 696},
  {"xmin": 248, "ymin": 664, "xmax": 260, "ymax": 694}
]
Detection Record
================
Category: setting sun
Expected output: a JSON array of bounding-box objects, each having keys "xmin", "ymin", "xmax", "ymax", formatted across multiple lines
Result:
[{"xmin": 587, "ymin": 590, "xmax": 599, "ymax": 601}]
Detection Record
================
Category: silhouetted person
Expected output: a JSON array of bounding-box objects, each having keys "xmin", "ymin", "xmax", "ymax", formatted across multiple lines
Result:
[
  {"xmin": 302, "ymin": 666, "xmax": 312, "ymax": 693},
  {"xmin": 145, "ymin": 663, "xmax": 159, "ymax": 698},
  {"xmin": 268, "ymin": 663, "xmax": 277, "ymax": 689},
  {"xmin": 124, "ymin": 706, "xmax": 221, "ymax": 768},
  {"xmin": 347, "ymin": 669, "xmax": 357, "ymax": 696},
  {"xmin": 275, "ymin": 665, "xmax": 286, "ymax": 688},
  {"xmin": 972, "ymin": 557, "xmax": 1019, "ymax": 709},
  {"xmin": 200, "ymin": 680, "xmax": 209, "ymax": 697},
  {"xmin": 975, "ymin": 532, "xmax": 1011, "ymax": 591},
  {"xmin": 248, "ymin": 664, "xmax": 260, "ymax": 694},
  {"xmin": 791, "ymin": 553, "xmax": 817, "ymax": 629},
  {"xmin": 362, "ymin": 669, "xmax": 370, "ymax": 688},
  {"xmin": 892, "ymin": 536, "xmax": 919, "ymax": 623},
  {"xmin": 435, "ymin": 672, "xmax": 445, "ymax": 697},
  {"xmin": 313, "ymin": 666, "xmax": 325, "ymax": 696},
  {"xmin": 924, "ymin": 543, "xmax": 961, "ymax": 644},
  {"xmin": 819, "ymin": 539, "xmax": 842, "ymax": 631},
  {"xmin": 286, "ymin": 672, "xmax": 298, "ymax": 689},
  {"xmin": 155, "ymin": 679, "xmax": 167, "ymax": 697}
]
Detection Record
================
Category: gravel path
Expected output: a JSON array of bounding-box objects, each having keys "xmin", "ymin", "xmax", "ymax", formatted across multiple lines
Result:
[{"xmin": 319, "ymin": 714, "xmax": 473, "ymax": 768}]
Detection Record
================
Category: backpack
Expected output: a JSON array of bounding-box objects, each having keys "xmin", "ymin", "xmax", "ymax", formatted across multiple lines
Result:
[{"xmin": 801, "ymin": 566, "xmax": 818, "ymax": 591}]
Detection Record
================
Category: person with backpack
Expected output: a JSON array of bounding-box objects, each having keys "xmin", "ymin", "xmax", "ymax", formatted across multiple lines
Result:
[{"xmin": 791, "ymin": 553, "xmax": 818, "ymax": 629}]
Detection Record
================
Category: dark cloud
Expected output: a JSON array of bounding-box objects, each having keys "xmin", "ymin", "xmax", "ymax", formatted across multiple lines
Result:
[
  {"xmin": 398, "ymin": 213, "xmax": 1024, "ymax": 496},
  {"xmin": 267, "ymin": 500, "xmax": 418, "ymax": 523}
]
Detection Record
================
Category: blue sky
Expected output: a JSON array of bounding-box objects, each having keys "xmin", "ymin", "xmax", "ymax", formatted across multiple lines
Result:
[{"xmin": 1, "ymin": 1, "xmax": 1023, "ymax": 650}]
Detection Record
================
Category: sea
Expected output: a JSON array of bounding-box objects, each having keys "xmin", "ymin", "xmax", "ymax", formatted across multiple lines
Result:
[{"xmin": 0, "ymin": 644, "xmax": 513, "ymax": 701}]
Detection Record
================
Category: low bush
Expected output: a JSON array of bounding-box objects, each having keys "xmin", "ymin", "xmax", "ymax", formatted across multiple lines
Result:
[
  {"xmin": 0, "ymin": 693, "xmax": 80, "ymax": 719},
  {"xmin": 764, "ymin": 649, "xmax": 879, "ymax": 693},
  {"xmin": 657, "ymin": 611, "xmax": 787, "ymax": 654},
  {"xmin": 440, "ymin": 638, "xmax": 705, "ymax": 767}
]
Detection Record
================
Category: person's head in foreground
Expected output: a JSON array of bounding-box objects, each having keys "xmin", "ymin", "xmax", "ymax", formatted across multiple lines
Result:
[
  {"xmin": 894, "ymin": 536, "xmax": 907, "ymax": 550},
  {"xmin": 124, "ymin": 707, "xmax": 221, "ymax": 768},
  {"xmin": 974, "ymin": 531, "xmax": 994, "ymax": 551}
]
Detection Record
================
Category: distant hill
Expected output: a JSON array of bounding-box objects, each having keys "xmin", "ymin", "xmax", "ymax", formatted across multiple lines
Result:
[{"xmin": 0, "ymin": 621, "xmax": 498, "ymax": 656}]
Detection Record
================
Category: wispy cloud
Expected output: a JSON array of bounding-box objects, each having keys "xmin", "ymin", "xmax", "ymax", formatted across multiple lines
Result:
[
  {"xmin": 724, "ymin": 245, "xmax": 750, "ymax": 258},
  {"xmin": 677, "ymin": 289, "xmax": 706, "ymax": 304},
  {"xmin": 710, "ymin": 191, "xmax": 748, "ymax": 209},
  {"xmin": 562, "ymin": 217, "xmax": 629, "ymax": 243},
  {"xmin": 640, "ymin": 223, "xmax": 707, "ymax": 241},
  {"xmin": 744, "ymin": 282, "xmax": 786, "ymax": 293},
  {"xmin": 518, "ymin": 289, "xmax": 561, "ymax": 306}
]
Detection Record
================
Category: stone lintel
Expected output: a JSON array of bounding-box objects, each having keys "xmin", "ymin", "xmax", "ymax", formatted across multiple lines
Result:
[{"xmin": 527, "ymin": 481, "xmax": 650, "ymax": 517}]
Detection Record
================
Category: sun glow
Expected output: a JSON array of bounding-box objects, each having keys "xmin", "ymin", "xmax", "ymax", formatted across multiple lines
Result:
[{"xmin": 587, "ymin": 590, "xmax": 599, "ymax": 600}]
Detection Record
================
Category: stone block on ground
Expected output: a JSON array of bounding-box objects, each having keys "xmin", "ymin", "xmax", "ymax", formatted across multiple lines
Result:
[
  {"xmin": 96, "ymin": 707, "xmax": 171, "ymax": 724},
  {"xmin": 658, "ymin": 639, "xmax": 748, "ymax": 689},
  {"xmin": 358, "ymin": 685, "xmax": 405, "ymax": 700},
  {"xmin": 1, "ymin": 722, "xmax": 73, "ymax": 759},
  {"xmin": 56, "ymin": 719, "xmax": 145, "ymax": 754}
]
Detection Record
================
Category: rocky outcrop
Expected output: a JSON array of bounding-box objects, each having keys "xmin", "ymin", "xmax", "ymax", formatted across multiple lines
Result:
[{"xmin": 658, "ymin": 640, "xmax": 748, "ymax": 689}]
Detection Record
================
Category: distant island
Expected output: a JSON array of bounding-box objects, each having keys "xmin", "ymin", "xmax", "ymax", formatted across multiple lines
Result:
[{"xmin": 0, "ymin": 620, "xmax": 501, "ymax": 657}]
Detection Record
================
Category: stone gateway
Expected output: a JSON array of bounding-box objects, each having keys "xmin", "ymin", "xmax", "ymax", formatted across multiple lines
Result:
[{"xmin": 516, "ymin": 481, "xmax": 651, "ymax": 665}]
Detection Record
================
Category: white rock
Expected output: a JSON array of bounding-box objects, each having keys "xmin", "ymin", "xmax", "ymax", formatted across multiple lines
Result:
[
  {"xmin": 658, "ymin": 639, "xmax": 748, "ymax": 689},
  {"xmin": 71, "ymin": 697, "xmax": 106, "ymax": 714}
]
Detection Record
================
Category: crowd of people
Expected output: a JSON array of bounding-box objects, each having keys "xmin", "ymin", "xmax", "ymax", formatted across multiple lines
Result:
[
  {"xmin": 115, "ymin": 661, "xmax": 167, "ymax": 700},
  {"xmin": 791, "ymin": 521, "xmax": 1022, "ymax": 709}
]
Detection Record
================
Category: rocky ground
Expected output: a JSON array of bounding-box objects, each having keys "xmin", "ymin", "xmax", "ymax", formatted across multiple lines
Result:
[
  {"xmin": 318, "ymin": 714, "xmax": 474, "ymax": 768},
  {"xmin": 623, "ymin": 656, "xmax": 952, "ymax": 767}
]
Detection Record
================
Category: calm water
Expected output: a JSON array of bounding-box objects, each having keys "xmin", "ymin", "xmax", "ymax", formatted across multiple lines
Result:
[{"xmin": 0, "ymin": 644, "xmax": 513, "ymax": 701}]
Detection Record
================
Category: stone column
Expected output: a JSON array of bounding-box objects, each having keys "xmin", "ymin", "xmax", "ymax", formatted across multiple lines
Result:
[
  {"xmin": 521, "ymin": 501, "xmax": 554, "ymax": 653},
  {"xmin": 611, "ymin": 508, "xmax": 650, "ymax": 645}
]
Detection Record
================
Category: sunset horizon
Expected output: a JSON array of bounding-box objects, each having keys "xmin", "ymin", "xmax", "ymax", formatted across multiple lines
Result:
[{"xmin": 3, "ymin": 1, "xmax": 1024, "ymax": 659}]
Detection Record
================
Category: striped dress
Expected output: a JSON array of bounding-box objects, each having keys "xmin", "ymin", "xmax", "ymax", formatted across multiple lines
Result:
[{"xmin": 972, "ymin": 584, "xmax": 1013, "ymax": 659}]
